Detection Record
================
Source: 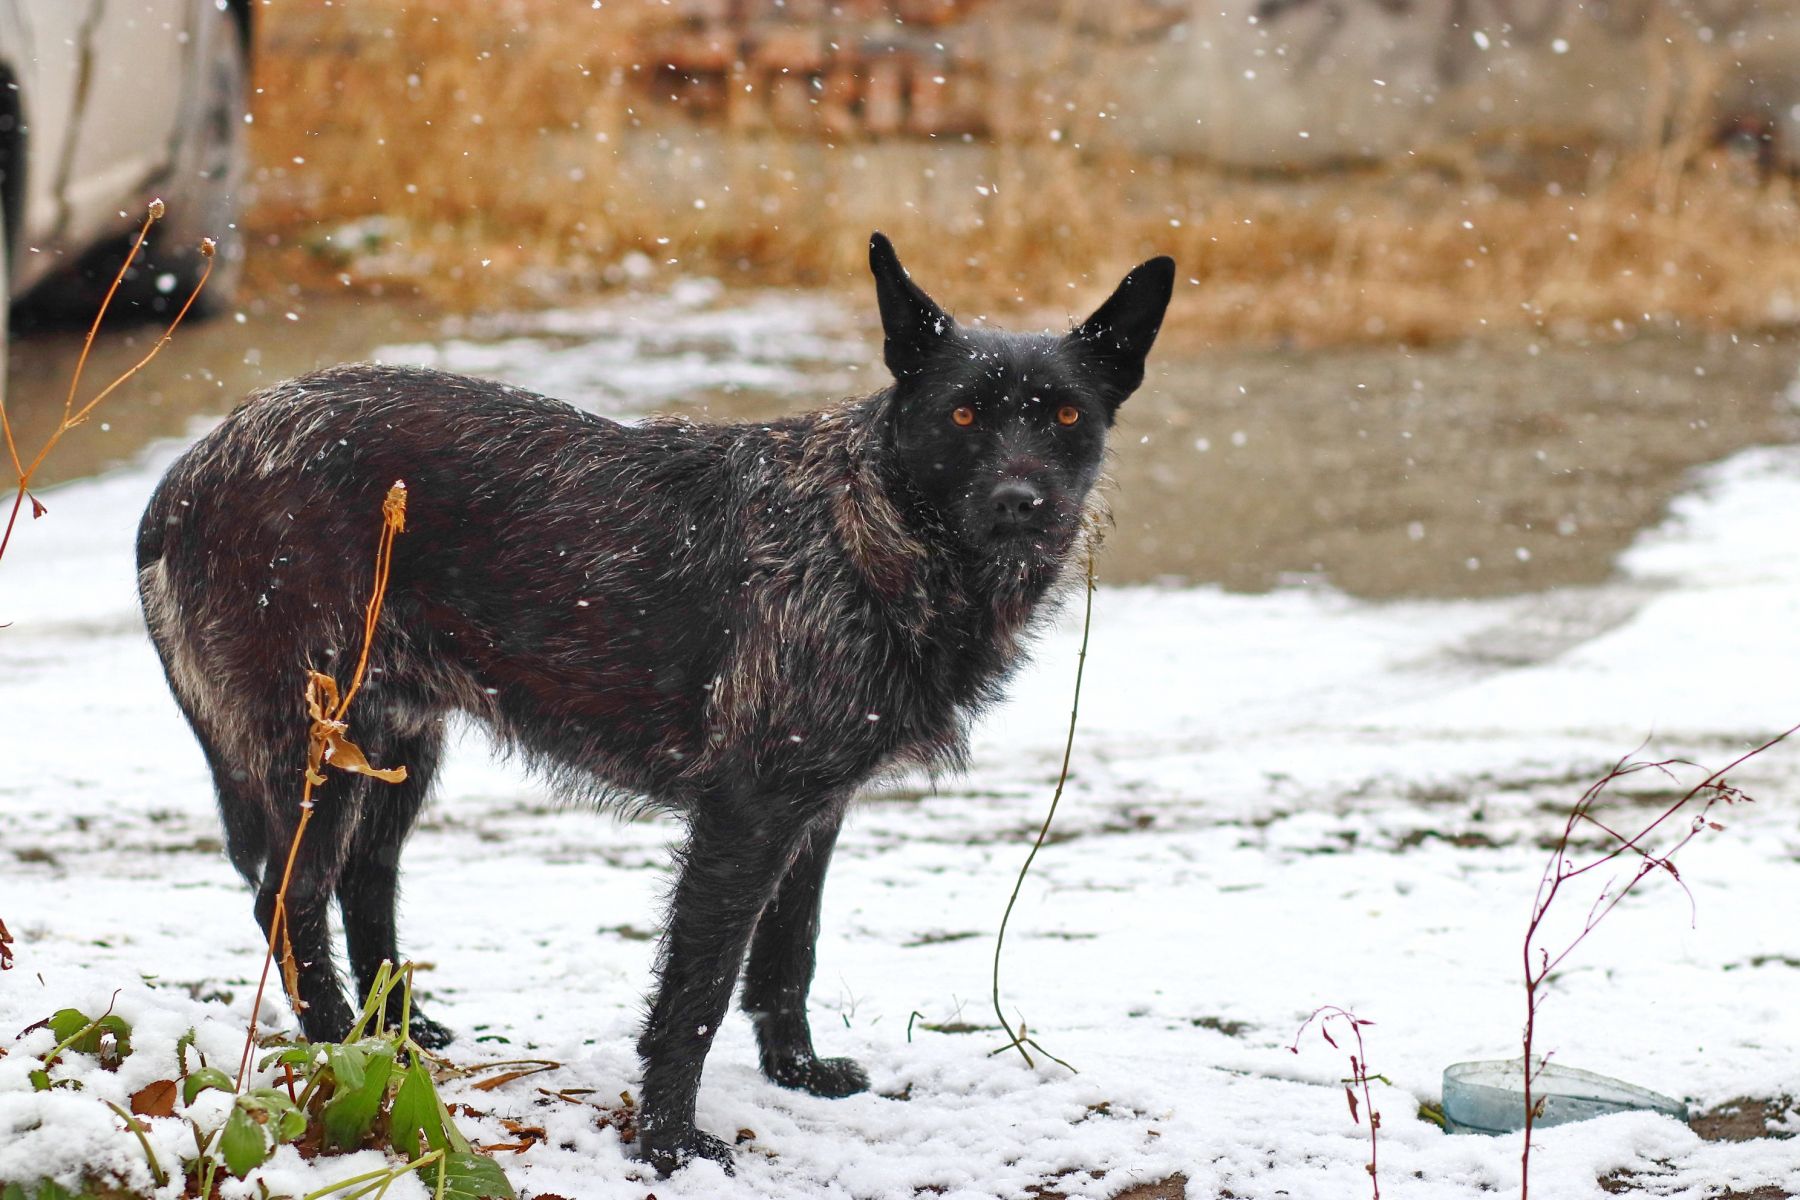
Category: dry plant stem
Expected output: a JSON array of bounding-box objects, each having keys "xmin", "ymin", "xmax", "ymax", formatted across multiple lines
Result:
[
  {"xmin": 1290, "ymin": 1006, "xmax": 1381, "ymax": 1199},
  {"xmin": 989, "ymin": 551, "xmax": 1093, "ymax": 1072},
  {"xmin": 0, "ymin": 205, "xmax": 212, "ymax": 573},
  {"xmin": 235, "ymin": 483, "xmax": 410, "ymax": 1090},
  {"xmin": 102, "ymin": 1099, "xmax": 168, "ymax": 1189},
  {"xmin": 60, "ymin": 210, "xmax": 155, "ymax": 428},
  {"xmin": 300, "ymin": 1149, "xmax": 445, "ymax": 1200},
  {"xmin": 1518, "ymin": 722, "xmax": 1795, "ymax": 1197}
]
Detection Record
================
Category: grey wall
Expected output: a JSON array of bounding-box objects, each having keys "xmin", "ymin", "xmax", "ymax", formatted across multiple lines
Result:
[{"xmin": 978, "ymin": 0, "xmax": 1800, "ymax": 168}]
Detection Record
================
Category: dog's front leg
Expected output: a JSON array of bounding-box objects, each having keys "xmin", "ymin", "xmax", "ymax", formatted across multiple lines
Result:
[
  {"xmin": 741, "ymin": 804, "xmax": 869, "ymax": 1098},
  {"xmin": 636, "ymin": 802, "xmax": 799, "ymax": 1176}
]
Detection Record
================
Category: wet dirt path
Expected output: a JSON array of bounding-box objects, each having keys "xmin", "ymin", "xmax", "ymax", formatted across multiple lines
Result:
[
  {"xmin": 1113, "ymin": 332, "xmax": 1800, "ymax": 598},
  {"xmin": 9, "ymin": 290, "xmax": 1798, "ymax": 600}
]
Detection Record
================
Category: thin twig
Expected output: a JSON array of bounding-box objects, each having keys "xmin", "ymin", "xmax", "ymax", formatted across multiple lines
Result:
[
  {"xmin": 0, "ymin": 203, "xmax": 213, "ymax": 574},
  {"xmin": 62, "ymin": 204, "xmax": 160, "ymax": 427},
  {"xmin": 989, "ymin": 549, "xmax": 1094, "ymax": 1072}
]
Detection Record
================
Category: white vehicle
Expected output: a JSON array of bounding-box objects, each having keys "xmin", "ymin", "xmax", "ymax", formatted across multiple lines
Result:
[{"xmin": 0, "ymin": 0, "xmax": 249, "ymax": 350}]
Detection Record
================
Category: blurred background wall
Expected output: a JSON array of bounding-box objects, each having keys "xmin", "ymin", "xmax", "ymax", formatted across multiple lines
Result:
[{"xmin": 245, "ymin": 0, "xmax": 1800, "ymax": 345}]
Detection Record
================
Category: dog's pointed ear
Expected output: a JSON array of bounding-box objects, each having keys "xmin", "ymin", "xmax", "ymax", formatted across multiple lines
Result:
[
  {"xmin": 1065, "ymin": 256, "xmax": 1176, "ymax": 409},
  {"xmin": 870, "ymin": 231, "xmax": 954, "ymax": 379}
]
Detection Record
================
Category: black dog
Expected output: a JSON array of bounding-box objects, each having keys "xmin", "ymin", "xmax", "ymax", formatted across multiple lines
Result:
[{"xmin": 136, "ymin": 234, "xmax": 1173, "ymax": 1173}]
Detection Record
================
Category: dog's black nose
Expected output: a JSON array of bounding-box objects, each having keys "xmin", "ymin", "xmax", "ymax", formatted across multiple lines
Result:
[{"xmin": 989, "ymin": 480, "xmax": 1045, "ymax": 532}]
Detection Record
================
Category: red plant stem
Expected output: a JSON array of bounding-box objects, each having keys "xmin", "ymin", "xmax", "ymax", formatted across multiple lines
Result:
[
  {"xmin": 0, "ymin": 486, "xmax": 26, "ymax": 572},
  {"xmin": 1519, "ymin": 723, "xmax": 1796, "ymax": 1198},
  {"xmin": 1292, "ymin": 1005, "xmax": 1380, "ymax": 1199}
]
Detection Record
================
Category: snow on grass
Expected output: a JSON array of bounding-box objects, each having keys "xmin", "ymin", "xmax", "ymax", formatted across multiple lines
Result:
[{"xmin": 3, "ymin": 321, "xmax": 1799, "ymax": 1198}]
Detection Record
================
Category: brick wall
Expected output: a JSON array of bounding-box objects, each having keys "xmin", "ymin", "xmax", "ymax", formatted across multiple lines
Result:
[{"xmin": 638, "ymin": 0, "xmax": 995, "ymax": 138}]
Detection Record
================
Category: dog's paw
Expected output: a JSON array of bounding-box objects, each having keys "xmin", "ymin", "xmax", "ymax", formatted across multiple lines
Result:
[
  {"xmin": 765, "ymin": 1052, "xmax": 870, "ymax": 1098},
  {"xmin": 638, "ymin": 1126, "xmax": 735, "ymax": 1177},
  {"xmin": 406, "ymin": 1011, "xmax": 454, "ymax": 1050},
  {"xmin": 299, "ymin": 997, "xmax": 360, "ymax": 1047}
]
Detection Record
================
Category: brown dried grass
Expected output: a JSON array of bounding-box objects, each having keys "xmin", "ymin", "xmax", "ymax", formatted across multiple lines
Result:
[{"xmin": 244, "ymin": 0, "xmax": 1800, "ymax": 346}]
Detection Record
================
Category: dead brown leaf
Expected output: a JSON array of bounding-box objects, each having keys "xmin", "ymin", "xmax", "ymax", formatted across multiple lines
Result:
[
  {"xmin": 480, "ymin": 1115, "xmax": 548, "ymax": 1154},
  {"xmin": 304, "ymin": 672, "xmax": 407, "ymax": 785},
  {"xmin": 130, "ymin": 1079, "xmax": 178, "ymax": 1118},
  {"xmin": 279, "ymin": 945, "xmax": 303, "ymax": 1016},
  {"xmin": 593, "ymin": 1091, "xmax": 639, "ymax": 1145},
  {"xmin": 470, "ymin": 1062, "xmax": 560, "ymax": 1092}
]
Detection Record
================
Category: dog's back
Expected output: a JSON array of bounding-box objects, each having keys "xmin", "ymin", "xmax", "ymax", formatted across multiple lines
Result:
[
  {"xmin": 143, "ymin": 367, "xmax": 727, "ymax": 809},
  {"xmin": 138, "ymin": 361, "xmax": 1017, "ymax": 823}
]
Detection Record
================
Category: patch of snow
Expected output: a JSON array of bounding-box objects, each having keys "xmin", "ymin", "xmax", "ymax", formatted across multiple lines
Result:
[
  {"xmin": 3, "ymin": 342, "xmax": 1800, "ymax": 1198},
  {"xmin": 373, "ymin": 285, "xmax": 867, "ymax": 416}
]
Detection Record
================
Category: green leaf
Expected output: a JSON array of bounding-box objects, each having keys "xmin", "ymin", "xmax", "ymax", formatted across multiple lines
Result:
[
  {"xmin": 245, "ymin": 1088, "xmax": 298, "ymax": 1116},
  {"xmin": 321, "ymin": 1042, "xmax": 395, "ymax": 1150},
  {"xmin": 258, "ymin": 1044, "xmax": 319, "ymax": 1076},
  {"xmin": 3, "ymin": 1181, "xmax": 26, "ymax": 1200},
  {"xmin": 389, "ymin": 1061, "xmax": 447, "ymax": 1161},
  {"xmin": 219, "ymin": 1104, "xmax": 271, "ymax": 1178},
  {"xmin": 94, "ymin": 1015, "xmax": 133, "ymax": 1062},
  {"xmin": 244, "ymin": 1087, "xmax": 307, "ymax": 1144},
  {"xmin": 41, "ymin": 1009, "xmax": 132, "ymax": 1067},
  {"xmin": 419, "ymin": 1152, "xmax": 515, "ymax": 1200},
  {"xmin": 274, "ymin": 1103, "xmax": 308, "ymax": 1144},
  {"xmin": 325, "ymin": 1043, "xmax": 370, "ymax": 1094},
  {"xmin": 45, "ymin": 1009, "xmax": 91, "ymax": 1044},
  {"xmin": 176, "ymin": 1028, "xmax": 199, "ymax": 1079},
  {"xmin": 28, "ymin": 1069, "xmax": 50, "ymax": 1092},
  {"xmin": 182, "ymin": 1066, "xmax": 236, "ymax": 1105}
]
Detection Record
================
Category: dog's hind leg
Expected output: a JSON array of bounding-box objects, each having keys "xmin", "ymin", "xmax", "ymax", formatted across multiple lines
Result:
[
  {"xmin": 182, "ymin": 710, "xmax": 272, "ymax": 886},
  {"xmin": 741, "ymin": 806, "xmax": 868, "ymax": 1098},
  {"xmin": 636, "ymin": 800, "xmax": 816, "ymax": 1176},
  {"xmin": 335, "ymin": 723, "xmax": 451, "ymax": 1048},
  {"xmin": 251, "ymin": 736, "xmax": 363, "ymax": 1045}
]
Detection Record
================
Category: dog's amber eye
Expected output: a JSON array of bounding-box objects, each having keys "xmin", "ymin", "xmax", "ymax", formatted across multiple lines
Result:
[
  {"xmin": 1056, "ymin": 405, "xmax": 1082, "ymax": 426},
  {"xmin": 951, "ymin": 406, "xmax": 976, "ymax": 427}
]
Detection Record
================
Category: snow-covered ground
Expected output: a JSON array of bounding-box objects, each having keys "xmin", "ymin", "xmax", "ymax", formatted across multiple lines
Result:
[{"xmin": 3, "ymin": 301, "xmax": 1798, "ymax": 1199}]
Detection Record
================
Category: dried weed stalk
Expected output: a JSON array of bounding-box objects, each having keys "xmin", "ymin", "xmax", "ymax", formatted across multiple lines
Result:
[
  {"xmin": 1519, "ymin": 724, "xmax": 1796, "ymax": 1197},
  {"xmin": 0, "ymin": 201, "xmax": 213, "ymax": 575},
  {"xmin": 989, "ymin": 550, "xmax": 1093, "ymax": 1072},
  {"xmin": 0, "ymin": 202, "xmax": 210, "ymax": 972},
  {"xmin": 1291, "ymin": 1005, "xmax": 1383, "ymax": 1199},
  {"xmin": 236, "ymin": 482, "xmax": 412, "ymax": 1089}
]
